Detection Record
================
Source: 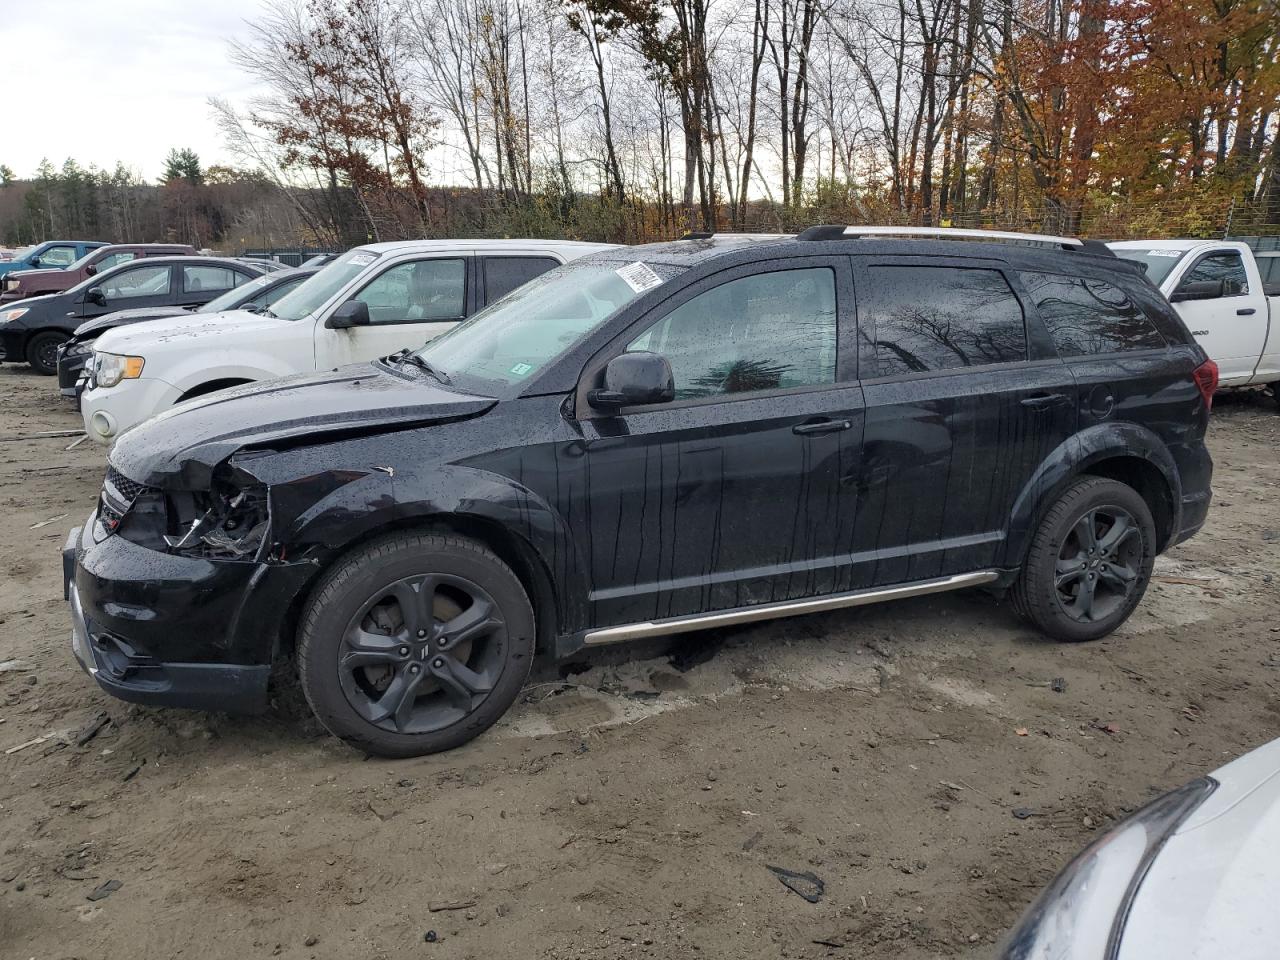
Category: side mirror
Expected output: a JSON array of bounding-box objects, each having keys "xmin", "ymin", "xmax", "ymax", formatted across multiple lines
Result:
[
  {"xmin": 326, "ymin": 300, "xmax": 370, "ymax": 329},
  {"xmin": 86, "ymin": 287, "xmax": 107, "ymax": 307},
  {"xmin": 1170, "ymin": 279, "xmax": 1224, "ymax": 302},
  {"xmin": 588, "ymin": 351, "xmax": 675, "ymax": 411},
  {"xmin": 28, "ymin": 256, "xmax": 41, "ymax": 268},
  {"xmin": 85, "ymin": 264, "xmax": 97, "ymax": 277}
]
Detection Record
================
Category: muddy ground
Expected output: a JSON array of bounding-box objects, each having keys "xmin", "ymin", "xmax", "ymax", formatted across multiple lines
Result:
[{"xmin": 1, "ymin": 365, "xmax": 1278, "ymax": 960}]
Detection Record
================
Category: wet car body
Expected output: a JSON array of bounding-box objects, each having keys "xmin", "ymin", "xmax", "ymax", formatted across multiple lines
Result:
[{"xmin": 66, "ymin": 232, "xmax": 1214, "ymax": 743}]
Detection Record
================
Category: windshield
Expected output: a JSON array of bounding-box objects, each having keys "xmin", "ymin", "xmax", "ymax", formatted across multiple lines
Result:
[
  {"xmin": 67, "ymin": 249, "xmax": 104, "ymax": 271},
  {"xmin": 270, "ymin": 248, "xmax": 379, "ymax": 321},
  {"xmin": 414, "ymin": 259, "xmax": 682, "ymax": 393},
  {"xmin": 64, "ymin": 261, "xmax": 134, "ymax": 296},
  {"xmin": 198, "ymin": 272, "xmax": 276, "ymax": 313},
  {"xmin": 1111, "ymin": 248, "xmax": 1186, "ymax": 286}
]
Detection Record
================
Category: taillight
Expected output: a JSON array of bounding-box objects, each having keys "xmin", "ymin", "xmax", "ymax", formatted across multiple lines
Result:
[{"xmin": 1192, "ymin": 359, "xmax": 1218, "ymax": 410}]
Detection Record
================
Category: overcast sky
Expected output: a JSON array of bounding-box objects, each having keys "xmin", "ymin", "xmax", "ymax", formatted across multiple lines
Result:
[{"xmin": 5, "ymin": 1, "xmax": 267, "ymax": 181}]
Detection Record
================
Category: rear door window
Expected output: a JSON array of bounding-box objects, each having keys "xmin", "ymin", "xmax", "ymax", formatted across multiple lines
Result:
[
  {"xmin": 482, "ymin": 256, "xmax": 560, "ymax": 304},
  {"xmin": 861, "ymin": 265, "xmax": 1026, "ymax": 377},
  {"xmin": 627, "ymin": 267, "xmax": 837, "ymax": 400},
  {"xmin": 183, "ymin": 265, "xmax": 245, "ymax": 295},
  {"xmin": 1019, "ymin": 272, "xmax": 1166, "ymax": 356}
]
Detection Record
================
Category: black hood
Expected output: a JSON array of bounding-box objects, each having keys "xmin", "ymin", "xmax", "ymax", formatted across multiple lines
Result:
[
  {"xmin": 74, "ymin": 306, "xmax": 191, "ymax": 338},
  {"xmin": 110, "ymin": 364, "xmax": 497, "ymax": 489}
]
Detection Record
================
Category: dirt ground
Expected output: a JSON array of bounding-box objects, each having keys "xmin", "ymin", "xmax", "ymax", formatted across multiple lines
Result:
[{"xmin": 1, "ymin": 366, "xmax": 1278, "ymax": 960}]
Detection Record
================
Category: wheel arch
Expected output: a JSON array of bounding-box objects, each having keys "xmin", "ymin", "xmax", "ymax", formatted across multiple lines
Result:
[
  {"xmin": 274, "ymin": 512, "xmax": 562, "ymax": 665},
  {"xmin": 178, "ymin": 377, "xmax": 255, "ymax": 403},
  {"xmin": 1004, "ymin": 423, "xmax": 1183, "ymax": 568}
]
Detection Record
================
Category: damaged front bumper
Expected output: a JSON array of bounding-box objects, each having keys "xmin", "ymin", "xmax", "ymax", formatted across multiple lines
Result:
[{"xmin": 63, "ymin": 515, "xmax": 310, "ymax": 714}]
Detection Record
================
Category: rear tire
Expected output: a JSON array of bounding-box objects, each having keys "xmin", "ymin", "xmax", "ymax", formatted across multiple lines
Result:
[
  {"xmin": 1011, "ymin": 477, "xmax": 1156, "ymax": 642},
  {"xmin": 25, "ymin": 331, "xmax": 66, "ymax": 376},
  {"xmin": 297, "ymin": 531, "xmax": 535, "ymax": 757}
]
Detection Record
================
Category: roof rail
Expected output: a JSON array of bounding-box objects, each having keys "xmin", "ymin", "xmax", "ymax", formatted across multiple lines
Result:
[
  {"xmin": 677, "ymin": 232, "xmax": 795, "ymax": 241},
  {"xmin": 796, "ymin": 224, "xmax": 1086, "ymax": 250}
]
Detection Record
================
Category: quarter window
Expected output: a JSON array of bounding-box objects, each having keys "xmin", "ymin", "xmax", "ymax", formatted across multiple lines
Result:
[
  {"xmin": 1019, "ymin": 272, "xmax": 1165, "ymax": 356},
  {"xmin": 1180, "ymin": 252, "xmax": 1249, "ymax": 297},
  {"xmin": 863, "ymin": 266, "xmax": 1026, "ymax": 376},
  {"xmin": 183, "ymin": 265, "xmax": 244, "ymax": 294},
  {"xmin": 627, "ymin": 267, "xmax": 837, "ymax": 401},
  {"xmin": 483, "ymin": 256, "xmax": 559, "ymax": 303},
  {"xmin": 356, "ymin": 259, "xmax": 466, "ymax": 324},
  {"xmin": 102, "ymin": 264, "xmax": 171, "ymax": 300}
]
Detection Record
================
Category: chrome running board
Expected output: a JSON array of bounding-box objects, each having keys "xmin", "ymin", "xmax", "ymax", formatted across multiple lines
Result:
[{"xmin": 582, "ymin": 570, "xmax": 1000, "ymax": 646}]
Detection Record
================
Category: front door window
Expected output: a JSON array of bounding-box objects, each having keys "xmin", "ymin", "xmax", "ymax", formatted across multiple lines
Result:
[
  {"xmin": 627, "ymin": 267, "xmax": 838, "ymax": 401},
  {"xmin": 355, "ymin": 259, "xmax": 466, "ymax": 324}
]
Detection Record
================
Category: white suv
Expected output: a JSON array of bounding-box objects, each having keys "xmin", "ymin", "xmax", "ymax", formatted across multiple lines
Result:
[{"xmin": 81, "ymin": 239, "xmax": 614, "ymax": 444}]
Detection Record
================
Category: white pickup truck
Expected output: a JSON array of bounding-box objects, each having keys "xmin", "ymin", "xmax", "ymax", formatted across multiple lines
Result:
[
  {"xmin": 1109, "ymin": 240, "xmax": 1280, "ymax": 400},
  {"xmin": 81, "ymin": 238, "xmax": 615, "ymax": 444}
]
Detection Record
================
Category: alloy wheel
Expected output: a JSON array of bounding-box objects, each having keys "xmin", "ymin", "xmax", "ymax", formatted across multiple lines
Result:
[
  {"xmin": 337, "ymin": 574, "xmax": 507, "ymax": 734},
  {"xmin": 1054, "ymin": 506, "xmax": 1142, "ymax": 623}
]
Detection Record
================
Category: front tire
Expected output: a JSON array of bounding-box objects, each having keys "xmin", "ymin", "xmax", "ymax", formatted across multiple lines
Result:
[
  {"xmin": 25, "ymin": 331, "xmax": 67, "ymax": 376},
  {"xmin": 1012, "ymin": 477, "xmax": 1156, "ymax": 642},
  {"xmin": 297, "ymin": 532, "xmax": 535, "ymax": 758}
]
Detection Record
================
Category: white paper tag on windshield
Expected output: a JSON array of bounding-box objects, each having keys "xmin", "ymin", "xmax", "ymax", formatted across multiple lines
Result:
[
  {"xmin": 615, "ymin": 261, "xmax": 663, "ymax": 293},
  {"xmin": 1146, "ymin": 250, "xmax": 1182, "ymax": 257},
  {"xmin": 349, "ymin": 252, "xmax": 378, "ymax": 266}
]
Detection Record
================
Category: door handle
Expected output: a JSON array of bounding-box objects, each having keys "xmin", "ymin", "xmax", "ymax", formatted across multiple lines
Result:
[
  {"xmin": 1237, "ymin": 308, "xmax": 1257, "ymax": 316},
  {"xmin": 793, "ymin": 418, "xmax": 853, "ymax": 436},
  {"xmin": 1020, "ymin": 392, "xmax": 1069, "ymax": 409}
]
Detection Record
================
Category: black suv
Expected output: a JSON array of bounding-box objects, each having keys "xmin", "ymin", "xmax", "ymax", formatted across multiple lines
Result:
[{"xmin": 64, "ymin": 228, "xmax": 1215, "ymax": 757}]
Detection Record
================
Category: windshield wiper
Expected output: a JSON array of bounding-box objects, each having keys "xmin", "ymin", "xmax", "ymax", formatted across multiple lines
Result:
[{"xmin": 386, "ymin": 348, "xmax": 452, "ymax": 384}]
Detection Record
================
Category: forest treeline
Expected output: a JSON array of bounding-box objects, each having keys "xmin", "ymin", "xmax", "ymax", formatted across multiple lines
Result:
[{"xmin": 3, "ymin": 0, "xmax": 1279, "ymax": 249}]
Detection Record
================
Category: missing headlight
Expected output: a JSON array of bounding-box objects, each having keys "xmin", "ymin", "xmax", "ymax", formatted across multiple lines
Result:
[
  {"xmin": 164, "ymin": 486, "xmax": 270, "ymax": 559},
  {"xmin": 111, "ymin": 480, "xmax": 269, "ymax": 560}
]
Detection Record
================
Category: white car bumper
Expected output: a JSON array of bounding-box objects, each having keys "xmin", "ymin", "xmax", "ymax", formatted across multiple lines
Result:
[{"xmin": 81, "ymin": 376, "xmax": 184, "ymax": 445}]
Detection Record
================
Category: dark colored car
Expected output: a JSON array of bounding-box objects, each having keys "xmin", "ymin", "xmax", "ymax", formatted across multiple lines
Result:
[
  {"xmin": 64, "ymin": 227, "xmax": 1215, "ymax": 758},
  {"xmin": 57, "ymin": 266, "xmax": 319, "ymax": 400},
  {"xmin": 0, "ymin": 244, "xmax": 197, "ymax": 303},
  {"xmin": 0, "ymin": 256, "xmax": 267, "ymax": 374}
]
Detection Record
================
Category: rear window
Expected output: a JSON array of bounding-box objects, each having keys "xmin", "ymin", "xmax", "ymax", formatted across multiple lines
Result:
[
  {"xmin": 1019, "ymin": 271, "xmax": 1165, "ymax": 356},
  {"xmin": 861, "ymin": 265, "xmax": 1027, "ymax": 377},
  {"xmin": 1109, "ymin": 248, "xmax": 1185, "ymax": 285}
]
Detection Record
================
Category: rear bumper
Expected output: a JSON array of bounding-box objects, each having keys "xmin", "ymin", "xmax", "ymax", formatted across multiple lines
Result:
[
  {"xmin": 1173, "ymin": 489, "xmax": 1211, "ymax": 546},
  {"xmin": 63, "ymin": 518, "xmax": 309, "ymax": 715},
  {"xmin": 1168, "ymin": 440, "xmax": 1213, "ymax": 547}
]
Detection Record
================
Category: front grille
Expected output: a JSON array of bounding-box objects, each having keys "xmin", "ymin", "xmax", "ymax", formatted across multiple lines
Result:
[{"xmin": 105, "ymin": 466, "xmax": 145, "ymax": 503}]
